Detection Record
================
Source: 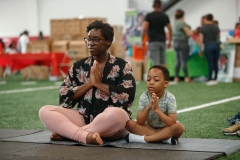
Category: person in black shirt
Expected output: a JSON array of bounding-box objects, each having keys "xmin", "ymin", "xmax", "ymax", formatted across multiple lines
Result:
[
  {"xmin": 199, "ymin": 14, "xmax": 220, "ymax": 85},
  {"xmin": 142, "ymin": 0, "xmax": 172, "ymax": 66}
]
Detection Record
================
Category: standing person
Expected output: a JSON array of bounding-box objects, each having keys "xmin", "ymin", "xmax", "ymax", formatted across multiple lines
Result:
[
  {"xmin": 192, "ymin": 15, "xmax": 206, "ymax": 49},
  {"xmin": 200, "ymin": 15, "xmax": 206, "ymax": 27},
  {"xmin": 125, "ymin": 65, "xmax": 184, "ymax": 144},
  {"xmin": 16, "ymin": 32, "xmax": 23, "ymax": 52},
  {"xmin": 199, "ymin": 14, "xmax": 220, "ymax": 85},
  {"xmin": 213, "ymin": 20, "xmax": 219, "ymax": 26},
  {"xmin": 142, "ymin": 0, "xmax": 172, "ymax": 66},
  {"xmin": 173, "ymin": 9, "xmax": 192, "ymax": 83},
  {"xmin": 38, "ymin": 31, "xmax": 44, "ymax": 40},
  {"xmin": 39, "ymin": 20, "xmax": 136, "ymax": 145},
  {"xmin": 213, "ymin": 20, "xmax": 223, "ymax": 50},
  {"xmin": 234, "ymin": 22, "xmax": 240, "ymax": 38},
  {"xmin": 19, "ymin": 30, "xmax": 30, "ymax": 54},
  {"xmin": 0, "ymin": 38, "xmax": 5, "ymax": 54}
]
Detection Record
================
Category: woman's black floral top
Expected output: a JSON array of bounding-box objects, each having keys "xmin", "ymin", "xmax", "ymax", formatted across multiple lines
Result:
[{"xmin": 59, "ymin": 54, "xmax": 136, "ymax": 124}]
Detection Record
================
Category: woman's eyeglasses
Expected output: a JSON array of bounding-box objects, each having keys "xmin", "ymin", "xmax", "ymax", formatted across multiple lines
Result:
[{"xmin": 84, "ymin": 37, "xmax": 106, "ymax": 45}]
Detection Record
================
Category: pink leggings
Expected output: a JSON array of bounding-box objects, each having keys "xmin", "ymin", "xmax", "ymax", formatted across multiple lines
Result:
[{"xmin": 39, "ymin": 105, "xmax": 130, "ymax": 144}]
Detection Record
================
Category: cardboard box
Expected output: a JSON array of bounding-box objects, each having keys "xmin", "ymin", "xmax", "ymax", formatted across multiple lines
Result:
[
  {"xmin": 68, "ymin": 40, "xmax": 88, "ymax": 58},
  {"xmin": 112, "ymin": 25, "xmax": 123, "ymax": 42},
  {"xmin": 49, "ymin": 35, "xmax": 62, "ymax": 41},
  {"xmin": 235, "ymin": 59, "xmax": 240, "ymax": 67},
  {"xmin": 51, "ymin": 40, "xmax": 69, "ymax": 53},
  {"xmin": 143, "ymin": 58, "xmax": 149, "ymax": 74},
  {"xmin": 72, "ymin": 35, "xmax": 84, "ymax": 40},
  {"xmin": 72, "ymin": 18, "xmax": 82, "ymax": 36},
  {"xmin": 61, "ymin": 34, "xmax": 72, "ymax": 41},
  {"xmin": 110, "ymin": 41, "xmax": 126, "ymax": 59},
  {"xmin": 50, "ymin": 19, "xmax": 66, "ymax": 36},
  {"xmin": 31, "ymin": 40, "xmax": 50, "ymax": 52},
  {"xmin": 113, "ymin": 25, "xmax": 123, "ymax": 34},
  {"xmin": 80, "ymin": 17, "xmax": 107, "ymax": 37},
  {"xmin": 64, "ymin": 19, "xmax": 72, "ymax": 35},
  {"xmin": 80, "ymin": 18, "xmax": 90, "ymax": 37},
  {"xmin": 65, "ymin": 18, "xmax": 82, "ymax": 36},
  {"xmin": 50, "ymin": 17, "xmax": 107, "ymax": 40},
  {"xmin": 21, "ymin": 65, "xmax": 50, "ymax": 80},
  {"xmin": 130, "ymin": 59, "xmax": 143, "ymax": 81}
]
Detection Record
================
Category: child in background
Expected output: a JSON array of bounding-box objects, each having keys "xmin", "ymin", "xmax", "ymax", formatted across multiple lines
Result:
[
  {"xmin": 125, "ymin": 65, "xmax": 184, "ymax": 145},
  {"xmin": 234, "ymin": 23, "xmax": 240, "ymax": 38}
]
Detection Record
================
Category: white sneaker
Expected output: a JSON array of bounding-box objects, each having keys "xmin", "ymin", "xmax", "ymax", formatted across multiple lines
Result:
[{"xmin": 206, "ymin": 80, "xmax": 218, "ymax": 86}]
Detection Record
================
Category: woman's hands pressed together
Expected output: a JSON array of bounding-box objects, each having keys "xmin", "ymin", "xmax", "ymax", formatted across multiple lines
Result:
[{"xmin": 90, "ymin": 60, "xmax": 103, "ymax": 87}]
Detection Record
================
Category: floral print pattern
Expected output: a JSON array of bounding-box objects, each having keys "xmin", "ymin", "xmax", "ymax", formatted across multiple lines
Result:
[
  {"xmin": 84, "ymin": 89, "xmax": 92, "ymax": 104},
  {"xmin": 121, "ymin": 80, "xmax": 134, "ymax": 88},
  {"xmin": 95, "ymin": 89, "xmax": 109, "ymax": 101},
  {"xmin": 78, "ymin": 105, "xmax": 86, "ymax": 115},
  {"xmin": 111, "ymin": 92, "xmax": 129, "ymax": 104},
  {"xmin": 123, "ymin": 63, "xmax": 133, "ymax": 76},
  {"xmin": 76, "ymin": 67, "xmax": 89, "ymax": 83},
  {"xmin": 60, "ymin": 86, "xmax": 70, "ymax": 96},
  {"xmin": 69, "ymin": 66, "xmax": 74, "ymax": 78},
  {"xmin": 107, "ymin": 65, "xmax": 120, "ymax": 81}
]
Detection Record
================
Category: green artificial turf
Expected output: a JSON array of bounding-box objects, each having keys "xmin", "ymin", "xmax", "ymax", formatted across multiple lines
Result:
[{"xmin": 0, "ymin": 75, "xmax": 240, "ymax": 159}]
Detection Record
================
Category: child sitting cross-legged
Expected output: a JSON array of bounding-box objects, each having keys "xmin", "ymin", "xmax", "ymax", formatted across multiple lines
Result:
[{"xmin": 125, "ymin": 65, "xmax": 184, "ymax": 145}]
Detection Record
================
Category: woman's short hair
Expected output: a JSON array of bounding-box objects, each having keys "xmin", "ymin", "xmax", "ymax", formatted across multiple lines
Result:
[
  {"xmin": 175, "ymin": 9, "xmax": 184, "ymax": 19},
  {"xmin": 86, "ymin": 20, "xmax": 114, "ymax": 42}
]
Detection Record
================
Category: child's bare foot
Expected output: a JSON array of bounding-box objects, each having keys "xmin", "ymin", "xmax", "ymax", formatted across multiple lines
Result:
[{"xmin": 86, "ymin": 132, "xmax": 103, "ymax": 145}]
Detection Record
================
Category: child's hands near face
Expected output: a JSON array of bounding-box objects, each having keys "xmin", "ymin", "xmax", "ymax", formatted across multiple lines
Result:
[
  {"xmin": 146, "ymin": 100, "xmax": 153, "ymax": 111},
  {"xmin": 146, "ymin": 93, "xmax": 159, "ymax": 111},
  {"xmin": 151, "ymin": 93, "xmax": 159, "ymax": 111}
]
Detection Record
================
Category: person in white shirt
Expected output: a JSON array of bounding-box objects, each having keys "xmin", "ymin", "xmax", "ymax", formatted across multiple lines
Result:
[
  {"xmin": 19, "ymin": 30, "xmax": 30, "ymax": 54},
  {"xmin": 5, "ymin": 43, "xmax": 17, "ymax": 54}
]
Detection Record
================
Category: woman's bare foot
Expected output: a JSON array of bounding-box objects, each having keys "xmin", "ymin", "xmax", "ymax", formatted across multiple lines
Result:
[
  {"xmin": 50, "ymin": 132, "xmax": 71, "ymax": 141},
  {"xmin": 86, "ymin": 132, "xmax": 103, "ymax": 145}
]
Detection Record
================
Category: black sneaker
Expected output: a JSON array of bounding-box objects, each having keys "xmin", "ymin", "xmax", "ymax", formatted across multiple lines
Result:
[
  {"xmin": 171, "ymin": 137, "xmax": 178, "ymax": 145},
  {"xmin": 125, "ymin": 134, "xmax": 130, "ymax": 143}
]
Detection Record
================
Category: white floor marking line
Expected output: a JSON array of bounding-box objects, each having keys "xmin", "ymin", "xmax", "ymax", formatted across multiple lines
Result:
[
  {"xmin": 21, "ymin": 81, "xmax": 37, "ymax": 85},
  {"xmin": 1, "ymin": 85, "xmax": 240, "ymax": 113},
  {"xmin": 0, "ymin": 86, "xmax": 59, "ymax": 94},
  {"xmin": 169, "ymin": 81, "xmax": 178, "ymax": 85},
  {"xmin": 0, "ymin": 81, "xmax": 6, "ymax": 85},
  {"xmin": 54, "ymin": 81, "xmax": 63, "ymax": 86},
  {"xmin": 177, "ymin": 95, "xmax": 240, "ymax": 114}
]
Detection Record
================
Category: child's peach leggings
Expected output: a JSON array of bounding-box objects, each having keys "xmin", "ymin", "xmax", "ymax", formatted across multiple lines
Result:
[{"xmin": 39, "ymin": 105, "xmax": 130, "ymax": 143}]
